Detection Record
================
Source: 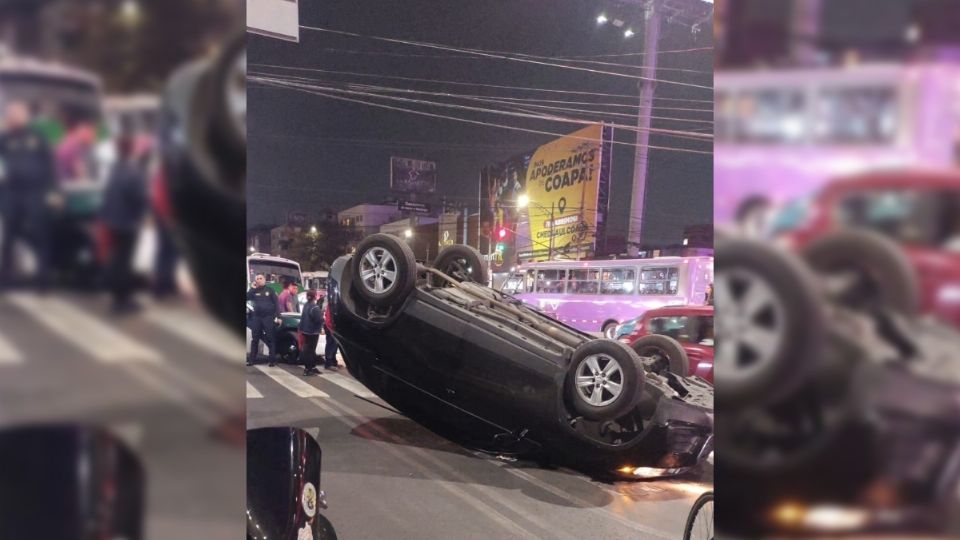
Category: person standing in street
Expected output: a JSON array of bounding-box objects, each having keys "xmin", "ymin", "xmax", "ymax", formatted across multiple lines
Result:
[
  {"xmin": 277, "ymin": 279, "xmax": 298, "ymax": 313},
  {"xmin": 0, "ymin": 101, "xmax": 58, "ymax": 290},
  {"xmin": 298, "ymin": 289, "xmax": 323, "ymax": 377},
  {"xmin": 99, "ymin": 131, "xmax": 148, "ymax": 313},
  {"xmin": 247, "ymin": 273, "xmax": 279, "ymax": 366},
  {"xmin": 322, "ymin": 295, "xmax": 340, "ymax": 371}
]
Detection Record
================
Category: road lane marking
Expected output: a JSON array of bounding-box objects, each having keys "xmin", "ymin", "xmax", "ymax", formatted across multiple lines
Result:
[
  {"xmin": 310, "ymin": 397, "xmax": 542, "ymax": 540},
  {"xmin": 320, "ymin": 372, "xmax": 378, "ymax": 400},
  {"xmin": 0, "ymin": 330, "xmax": 23, "ymax": 364},
  {"xmin": 246, "ymin": 381, "xmax": 263, "ymax": 399},
  {"xmin": 144, "ymin": 307, "xmax": 245, "ymax": 364},
  {"xmin": 7, "ymin": 293, "xmax": 161, "ymax": 363},
  {"xmin": 255, "ymin": 365, "xmax": 329, "ymax": 398}
]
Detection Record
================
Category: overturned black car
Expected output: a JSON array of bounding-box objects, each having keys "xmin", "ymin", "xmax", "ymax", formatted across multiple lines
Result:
[{"xmin": 326, "ymin": 234, "xmax": 714, "ymax": 478}]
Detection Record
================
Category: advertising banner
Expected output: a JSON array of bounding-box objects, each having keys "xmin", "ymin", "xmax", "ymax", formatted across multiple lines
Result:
[
  {"xmin": 390, "ymin": 157, "xmax": 438, "ymax": 194},
  {"xmin": 480, "ymin": 124, "xmax": 611, "ymax": 271}
]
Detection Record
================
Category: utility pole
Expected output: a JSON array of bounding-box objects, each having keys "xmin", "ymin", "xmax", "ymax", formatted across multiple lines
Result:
[{"xmin": 626, "ymin": 0, "xmax": 661, "ymax": 257}]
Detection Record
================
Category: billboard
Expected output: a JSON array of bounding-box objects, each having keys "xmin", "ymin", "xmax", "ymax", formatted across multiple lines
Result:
[
  {"xmin": 480, "ymin": 124, "xmax": 612, "ymax": 271},
  {"xmin": 247, "ymin": 0, "xmax": 300, "ymax": 42},
  {"xmin": 390, "ymin": 157, "xmax": 438, "ymax": 194}
]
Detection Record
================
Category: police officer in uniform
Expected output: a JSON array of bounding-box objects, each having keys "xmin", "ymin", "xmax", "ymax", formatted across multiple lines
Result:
[
  {"xmin": 0, "ymin": 101, "xmax": 58, "ymax": 289},
  {"xmin": 247, "ymin": 273, "xmax": 280, "ymax": 366}
]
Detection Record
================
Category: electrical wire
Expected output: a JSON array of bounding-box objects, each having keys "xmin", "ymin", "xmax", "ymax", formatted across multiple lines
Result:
[{"xmin": 298, "ymin": 25, "xmax": 713, "ymax": 90}]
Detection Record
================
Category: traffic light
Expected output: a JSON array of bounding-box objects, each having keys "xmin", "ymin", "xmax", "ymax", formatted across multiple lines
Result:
[
  {"xmin": 495, "ymin": 243, "xmax": 506, "ymax": 254},
  {"xmin": 498, "ymin": 228, "xmax": 507, "ymax": 240}
]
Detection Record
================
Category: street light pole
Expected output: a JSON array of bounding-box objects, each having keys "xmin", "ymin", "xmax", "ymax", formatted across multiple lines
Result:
[{"xmin": 626, "ymin": 0, "xmax": 662, "ymax": 257}]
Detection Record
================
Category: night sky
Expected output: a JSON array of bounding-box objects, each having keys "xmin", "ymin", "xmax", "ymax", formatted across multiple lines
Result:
[{"xmin": 248, "ymin": 0, "xmax": 713, "ymax": 247}]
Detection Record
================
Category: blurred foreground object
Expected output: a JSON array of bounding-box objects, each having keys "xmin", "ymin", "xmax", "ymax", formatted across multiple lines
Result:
[
  {"xmin": 247, "ymin": 427, "xmax": 338, "ymax": 540},
  {"xmin": 0, "ymin": 424, "xmax": 144, "ymax": 540},
  {"xmin": 715, "ymin": 231, "xmax": 960, "ymax": 536},
  {"xmin": 160, "ymin": 32, "xmax": 245, "ymax": 331}
]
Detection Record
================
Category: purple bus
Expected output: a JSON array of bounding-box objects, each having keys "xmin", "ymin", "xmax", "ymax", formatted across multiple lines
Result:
[
  {"xmin": 715, "ymin": 62, "xmax": 960, "ymax": 230},
  {"xmin": 500, "ymin": 257, "xmax": 714, "ymax": 337}
]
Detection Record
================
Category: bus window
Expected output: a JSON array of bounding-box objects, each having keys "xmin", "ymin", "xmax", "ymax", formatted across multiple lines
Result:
[
  {"xmin": 600, "ymin": 268, "xmax": 636, "ymax": 295},
  {"xmin": 716, "ymin": 90, "xmax": 736, "ymax": 142},
  {"xmin": 814, "ymin": 86, "xmax": 897, "ymax": 145},
  {"xmin": 566, "ymin": 268, "xmax": 600, "ymax": 294},
  {"xmin": 639, "ymin": 267, "xmax": 679, "ymax": 295},
  {"xmin": 737, "ymin": 88, "xmax": 807, "ymax": 144},
  {"xmin": 535, "ymin": 270, "xmax": 566, "ymax": 294}
]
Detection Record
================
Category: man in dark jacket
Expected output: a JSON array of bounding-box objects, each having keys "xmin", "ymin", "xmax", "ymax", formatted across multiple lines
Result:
[
  {"xmin": 298, "ymin": 289, "xmax": 323, "ymax": 376},
  {"xmin": 99, "ymin": 133, "xmax": 147, "ymax": 313},
  {"xmin": 247, "ymin": 273, "xmax": 279, "ymax": 366},
  {"xmin": 0, "ymin": 102, "xmax": 58, "ymax": 289}
]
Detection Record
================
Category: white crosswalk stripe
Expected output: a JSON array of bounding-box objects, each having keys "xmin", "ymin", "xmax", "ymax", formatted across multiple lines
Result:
[
  {"xmin": 322, "ymin": 372, "xmax": 378, "ymax": 400},
  {"xmin": 246, "ymin": 381, "xmax": 263, "ymax": 399},
  {"xmin": 7, "ymin": 293, "xmax": 161, "ymax": 364},
  {"xmin": 145, "ymin": 306, "xmax": 245, "ymax": 364},
  {"xmin": 255, "ymin": 365, "xmax": 330, "ymax": 398},
  {"xmin": 0, "ymin": 329, "xmax": 23, "ymax": 364}
]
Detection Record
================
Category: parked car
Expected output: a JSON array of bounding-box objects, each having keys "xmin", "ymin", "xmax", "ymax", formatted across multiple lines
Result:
[
  {"xmin": 613, "ymin": 305, "xmax": 714, "ymax": 382},
  {"xmin": 326, "ymin": 234, "xmax": 714, "ymax": 478},
  {"xmin": 247, "ymin": 427, "xmax": 337, "ymax": 540},
  {"xmin": 778, "ymin": 169, "xmax": 960, "ymax": 327},
  {"xmin": 247, "ymin": 252, "xmax": 304, "ymax": 363}
]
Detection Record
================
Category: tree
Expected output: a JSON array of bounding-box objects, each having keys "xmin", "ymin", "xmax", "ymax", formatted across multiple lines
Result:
[{"xmin": 285, "ymin": 221, "xmax": 353, "ymax": 271}]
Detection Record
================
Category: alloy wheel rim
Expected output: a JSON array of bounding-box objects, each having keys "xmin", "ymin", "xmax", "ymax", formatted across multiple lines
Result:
[
  {"xmin": 714, "ymin": 267, "xmax": 785, "ymax": 386},
  {"xmin": 359, "ymin": 247, "xmax": 399, "ymax": 294},
  {"xmin": 575, "ymin": 354, "xmax": 624, "ymax": 406}
]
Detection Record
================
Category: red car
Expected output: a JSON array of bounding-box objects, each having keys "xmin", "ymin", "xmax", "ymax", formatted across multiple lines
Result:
[
  {"xmin": 780, "ymin": 169, "xmax": 960, "ymax": 326},
  {"xmin": 613, "ymin": 305, "xmax": 714, "ymax": 382}
]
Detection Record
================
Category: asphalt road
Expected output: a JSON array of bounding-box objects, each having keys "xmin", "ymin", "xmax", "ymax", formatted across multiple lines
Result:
[
  {"xmin": 0, "ymin": 291, "xmax": 245, "ymax": 539},
  {"xmin": 247, "ymin": 335, "xmax": 714, "ymax": 540}
]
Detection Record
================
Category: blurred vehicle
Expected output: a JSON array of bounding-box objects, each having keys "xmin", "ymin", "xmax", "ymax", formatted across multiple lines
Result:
[
  {"xmin": 613, "ymin": 305, "xmax": 714, "ymax": 382},
  {"xmin": 0, "ymin": 56, "xmax": 108, "ymax": 284},
  {"xmin": 683, "ymin": 491, "xmax": 713, "ymax": 540},
  {"xmin": 776, "ymin": 169, "xmax": 960, "ymax": 327},
  {"xmin": 247, "ymin": 427, "xmax": 337, "ymax": 540},
  {"xmin": 0, "ymin": 425, "xmax": 144, "ymax": 540},
  {"xmin": 500, "ymin": 256, "xmax": 713, "ymax": 338},
  {"xmin": 247, "ymin": 252, "xmax": 303, "ymax": 362},
  {"xmin": 327, "ymin": 237, "xmax": 714, "ymax": 478},
  {"xmin": 715, "ymin": 62, "xmax": 960, "ymax": 231},
  {"xmin": 302, "ymin": 270, "xmax": 328, "ymax": 297},
  {"xmin": 716, "ymin": 232, "xmax": 960, "ymax": 536}
]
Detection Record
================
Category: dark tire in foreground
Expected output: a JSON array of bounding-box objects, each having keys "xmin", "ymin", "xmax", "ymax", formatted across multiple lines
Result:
[
  {"xmin": 683, "ymin": 491, "xmax": 713, "ymax": 540},
  {"xmin": 565, "ymin": 339, "xmax": 644, "ymax": 421}
]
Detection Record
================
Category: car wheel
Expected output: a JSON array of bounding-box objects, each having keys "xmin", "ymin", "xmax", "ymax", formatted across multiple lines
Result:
[
  {"xmin": 802, "ymin": 228, "xmax": 919, "ymax": 316},
  {"xmin": 351, "ymin": 233, "xmax": 417, "ymax": 308},
  {"xmin": 735, "ymin": 195, "xmax": 771, "ymax": 238},
  {"xmin": 279, "ymin": 329, "xmax": 300, "ymax": 364},
  {"xmin": 715, "ymin": 237, "xmax": 825, "ymax": 409},
  {"xmin": 601, "ymin": 320, "xmax": 619, "ymax": 339},
  {"xmin": 431, "ymin": 244, "xmax": 487, "ymax": 287},
  {"xmin": 565, "ymin": 340, "xmax": 643, "ymax": 421},
  {"xmin": 631, "ymin": 334, "xmax": 690, "ymax": 377},
  {"xmin": 314, "ymin": 513, "xmax": 339, "ymax": 540}
]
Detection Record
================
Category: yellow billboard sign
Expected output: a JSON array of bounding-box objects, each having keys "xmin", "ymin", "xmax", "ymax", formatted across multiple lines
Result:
[{"xmin": 523, "ymin": 124, "xmax": 603, "ymax": 260}]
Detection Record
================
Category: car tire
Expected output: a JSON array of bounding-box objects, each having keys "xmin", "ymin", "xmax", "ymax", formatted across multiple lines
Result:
[
  {"xmin": 431, "ymin": 244, "xmax": 488, "ymax": 286},
  {"xmin": 601, "ymin": 320, "xmax": 619, "ymax": 339},
  {"xmin": 631, "ymin": 334, "xmax": 690, "ymax": 377},
  {"xmin": 279, "ymin": 329, "xmax": 300, "ymax": 364},
  {"xmin": 715, "ymin": 237, "xmax": 825, "ymax": 409},
  {"xmin": 802, "ymin": 228, "xmax": 919, "ymax": 316},
  {"xmin": 565, "ymin": 339, "xmax": 644, "ymax": 421},
  {"xmin": 351, "ymin": 233, "xmax": 417, "ymax": 308}
]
